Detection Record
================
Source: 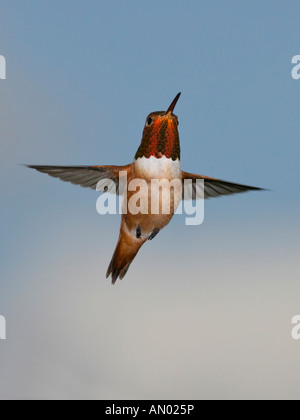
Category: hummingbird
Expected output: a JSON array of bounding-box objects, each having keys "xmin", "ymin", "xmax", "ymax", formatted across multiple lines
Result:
[{"xmin": 28, "ymin": 93, "xmax": 263, "ymax": 284}]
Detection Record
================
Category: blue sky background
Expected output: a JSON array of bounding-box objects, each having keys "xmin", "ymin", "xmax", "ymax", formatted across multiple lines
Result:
[{"xmin": 0, "ymin": 1, "xmax": 300, "ymax": 399}]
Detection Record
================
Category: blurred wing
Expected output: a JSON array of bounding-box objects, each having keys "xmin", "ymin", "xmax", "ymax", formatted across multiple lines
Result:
[
  {"xmin": 182, "ymin": 171, "xmax": 263, "ymax": 200},
  {"xmin": 27, "ymin": 164, "xmax": 131, "ymax": 195}
]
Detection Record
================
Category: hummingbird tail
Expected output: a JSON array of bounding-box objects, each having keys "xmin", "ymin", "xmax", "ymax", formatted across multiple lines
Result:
[{"xmin": 106, "ymin": 226, "xmax": 146, "ymax": 284}]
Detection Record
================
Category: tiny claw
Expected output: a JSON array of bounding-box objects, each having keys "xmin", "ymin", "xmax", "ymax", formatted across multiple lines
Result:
[
  {"xmin": 148, "ymin": 228, "xmax": 160, "ymax": 241},
  {"xmin": 136, "ymin": 226, "xmax": 142, "ymax": 239}
]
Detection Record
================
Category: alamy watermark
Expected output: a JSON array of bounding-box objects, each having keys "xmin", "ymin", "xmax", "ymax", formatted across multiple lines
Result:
[
  {"xmin": 291, "ymin": 315, "xmax": 300, "ymax": 340},
  {"xmin": 291, "ymin": 55, "xmax": 300, "ymax": 80},
  {"xmin": 0, "ymin": 55, "xmax": 6, "ymax": 80},
  {"xmin": 95, "ymin": 173, "xmax": 205, "ymax": 226},
  {"xmin": 0, "ymin": 315, "xmax": 6, "ymax": 340}
]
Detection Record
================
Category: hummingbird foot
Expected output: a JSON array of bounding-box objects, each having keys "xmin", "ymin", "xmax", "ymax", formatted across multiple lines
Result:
[
  {"xmin": 148, "ymin": 228, "xmax": 160, "ymax": 241},
  {"xmin": 136, "ymin": 226, "xmax": 142, "ymax": 239}
]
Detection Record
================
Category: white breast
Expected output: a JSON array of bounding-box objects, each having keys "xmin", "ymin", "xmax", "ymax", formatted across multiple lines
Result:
[
  {"xmin": 134, "ymin": 156, "xmax": 182, "ymax": 180},
  {"xmin": 125, "ymin": 156, "xmax": 183, "ymax": 221}
]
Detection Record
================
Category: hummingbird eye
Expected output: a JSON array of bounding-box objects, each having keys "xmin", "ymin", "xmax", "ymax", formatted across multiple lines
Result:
[{"xmin": 146, "ymin": 117, "xmax": 153, "ymax": 126}]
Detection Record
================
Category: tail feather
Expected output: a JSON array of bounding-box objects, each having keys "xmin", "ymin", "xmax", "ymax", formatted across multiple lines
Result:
[
  {"xmin": 106, "ymin": 258, "xmax": 132, "ymax": 285},
  {"xmin": 106, "ymin": 227, "xmax": 146, "ymax": 284}
]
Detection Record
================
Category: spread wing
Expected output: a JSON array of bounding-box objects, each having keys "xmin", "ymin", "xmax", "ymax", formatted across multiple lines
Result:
[
  {"xmin": 27, "ymin": 165, "xmax": 131, "ymax": 195},
  {"xmin": 182, "ymin": 171, "xmax": 264, "ymax": 200}
]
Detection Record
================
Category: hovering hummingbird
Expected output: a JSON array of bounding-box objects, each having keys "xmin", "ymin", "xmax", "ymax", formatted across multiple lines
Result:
[{"xmin": 28, "ymin": 93, "xmax": 263, "ymax": 284}]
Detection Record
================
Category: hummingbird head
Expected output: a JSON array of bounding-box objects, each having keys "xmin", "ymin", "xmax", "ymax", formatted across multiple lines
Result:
[{"xmin": 135, "ymin": 93, "xmax": 181, "ymax": 161}]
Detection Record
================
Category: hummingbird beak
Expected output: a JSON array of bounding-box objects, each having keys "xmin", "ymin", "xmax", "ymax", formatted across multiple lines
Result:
[{"xmin": 166, "ymin": 92, "xmax": 181, "ymax": 114}]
